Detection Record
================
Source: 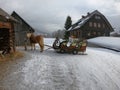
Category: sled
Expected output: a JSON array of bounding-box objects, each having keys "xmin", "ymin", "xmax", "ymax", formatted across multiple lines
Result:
[{"xmin": 52, "ymin": 39, "xmax": 87, "ymax": 55}]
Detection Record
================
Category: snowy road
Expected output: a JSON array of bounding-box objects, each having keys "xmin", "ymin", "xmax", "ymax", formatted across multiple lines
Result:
[{"xmin": 0, "ymin": 47, "xmax": 120, "ymax": 90}]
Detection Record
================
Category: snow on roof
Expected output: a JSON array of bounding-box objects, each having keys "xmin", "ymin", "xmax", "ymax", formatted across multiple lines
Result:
[
  {"xmin": 68, "ymin": 27, "xmax": 73, "ymax": 31},
  {"xmin": 73, "ymin": 25, "xmax": 80, "ymax": 30},
  {"xmin": 68, "ymin": 17, "xmax": 90, "ymax": 31},
  {"xmin": 88, "ymin": 36, "xmax": 120, "ymax": 51},
  {"xmin": 69, "ymin": 10, "xmax": 103, "ymax": 31},
  {"xmin": 78, "ymin": 17, "xmax": 90, "ymax": 26}
]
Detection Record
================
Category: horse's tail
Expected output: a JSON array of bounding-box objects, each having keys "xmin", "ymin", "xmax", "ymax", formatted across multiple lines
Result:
[{"xmin": 39, "ymin": 36, "xmax": 44, "ymax": 52}]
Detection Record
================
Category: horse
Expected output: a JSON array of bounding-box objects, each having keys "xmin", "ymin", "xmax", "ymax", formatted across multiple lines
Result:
[{"xmin": 26, "ymin": 32, "xmax": 44, "ymax": 52}]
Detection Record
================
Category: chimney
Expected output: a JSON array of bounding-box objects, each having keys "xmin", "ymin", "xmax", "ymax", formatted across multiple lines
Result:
[
  {"xmin": 82, "ymin": 15, "xmax": 85, "ymax": 18},
  {"xmin": 87, "ymin": 12, "xmax": 90, "ymax": 16}
]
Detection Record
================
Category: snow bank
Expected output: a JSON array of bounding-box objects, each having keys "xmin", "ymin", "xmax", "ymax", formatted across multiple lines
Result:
[
  {"xmin": 88, "ymin": 37, "xmax": 120, "ymax": 51},
  {"xmin": 44, "ymin": 38, "xmax": 55, "ymax": 46},
  {"xmin": 35, "ymin": 38, "xmax": 55, "ymax": 49}
]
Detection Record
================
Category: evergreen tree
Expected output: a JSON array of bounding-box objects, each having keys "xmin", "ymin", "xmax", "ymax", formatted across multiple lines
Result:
[
  {"xmin": 64, "ymin": 16, "xmax": 72, "ymax": 40},
  {"xmin": 64, "ymin": 16, "xmax": 72, "ymax": 30}
]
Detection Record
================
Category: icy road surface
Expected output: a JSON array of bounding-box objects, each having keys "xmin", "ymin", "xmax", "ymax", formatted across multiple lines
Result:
[{"xmin": 0, "ymin": 47, "xmax": 120, "ymax": 90}]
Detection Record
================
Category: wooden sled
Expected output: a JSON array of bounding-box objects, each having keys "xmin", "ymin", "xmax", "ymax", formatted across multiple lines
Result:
[{"xmin": 53, "ymin": 39, "xmax": 87, "ymax": 55}]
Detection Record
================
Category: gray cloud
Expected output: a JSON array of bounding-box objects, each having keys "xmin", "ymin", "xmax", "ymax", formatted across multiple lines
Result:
[{"xmin": 0, "ymin": 0, "xmax": 120, "ymax": 33}]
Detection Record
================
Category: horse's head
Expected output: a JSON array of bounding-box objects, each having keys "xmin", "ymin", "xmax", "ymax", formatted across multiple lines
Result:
[{"xmin": 26, "ymin": 32, "xmax": 32, "ymax": 38}]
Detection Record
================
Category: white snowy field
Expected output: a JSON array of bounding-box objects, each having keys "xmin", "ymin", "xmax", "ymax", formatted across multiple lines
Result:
[
  {"xmin": 0, "ymin": 37, "xmax": 120, "ymax": 90},
  {"xmin": 88, "ymin": 36, "xmax": 120, "ymax": 51}
]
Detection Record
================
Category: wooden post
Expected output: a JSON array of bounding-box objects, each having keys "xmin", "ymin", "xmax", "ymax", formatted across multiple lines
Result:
[{"xmin": 24, "ymin": 39, "xmax": 27, "ymax": 50}]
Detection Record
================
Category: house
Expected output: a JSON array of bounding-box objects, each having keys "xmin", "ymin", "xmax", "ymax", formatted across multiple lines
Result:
[
  {"xmin": 0, "ymin": 8, "xmax": 17, "ymax": 53},
  {"xmin": 11, "ymin": 11, "xmax": 34, "ymax": 46},
  {"xmin": 68, "ymin": 10, "xmax": 113, "ymax": 39}
]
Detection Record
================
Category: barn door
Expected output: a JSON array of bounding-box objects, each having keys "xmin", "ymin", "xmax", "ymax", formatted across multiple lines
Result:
[{"xmin": 0, "ymin": 28, "xmax": 9, "ymax": 50}]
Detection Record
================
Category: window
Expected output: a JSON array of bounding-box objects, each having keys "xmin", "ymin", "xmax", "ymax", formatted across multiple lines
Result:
[
  {"xmin": 89, "ymin": 22, "xmax": 92, "ymax": 27},
  {"xmin": 95, "ymin": 15, "xmax": 101, "ymax": 19},
  {"xmin": 103, "ymin": 24, "xmax": 105, "ymax": 28},
  {"xmin": 94, "ymin": 22, "xmax": 97, "ymax": 27},
  {"xmin": 77, "ymin": 31, "xmax": 80, "ymax": 37},
  {"xmin": 88, "ymin": 32, "xmax": 91, "ymax": 36},
  {"xmin": 74, "ymin": 31, "xmax": 76, "ymax": 36},
  {"xmin": 93, "ymin": 32, "xmax": 96, "ymax": 35},
  {"xmin": 98, "ymin": 23, "xmax": 101, "ymax": 28},
  {"xmin": 98, "ymin": 32, "xmax": 101, "ymax": 35}
]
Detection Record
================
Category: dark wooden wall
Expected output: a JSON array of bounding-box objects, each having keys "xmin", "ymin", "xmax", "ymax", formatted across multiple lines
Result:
[
  {"xmin": 0, "ymin": 21, "xmax": 15, "ymax": 52},
  {"xmin": 12, "ymin": 13, "xmax": 34, "ymax": 46},
  {"xmin": 70, "ymin": 14, "xmax": 112, "ymax": 39}
]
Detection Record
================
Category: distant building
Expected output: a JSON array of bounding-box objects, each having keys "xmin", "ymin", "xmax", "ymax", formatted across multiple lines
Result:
[
  {"xmin": 11, "ymin": 11, "xmax": 34, "ymax": 46},
  {"xmin": 68, "ymin": 10, "xmax": 113, "ymax": 39},
  {"xmin": 0, "ymin": 8, "xmax": 17, "ymax": 52},
  {"xmin": 110, "ymin": 31, "xmax": 120, "ymax": 37}
]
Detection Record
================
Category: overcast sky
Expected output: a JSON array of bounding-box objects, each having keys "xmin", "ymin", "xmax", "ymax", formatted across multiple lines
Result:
[{"xmin": 0, "ymin": 0, "xmax": 120, "ymax": 33}]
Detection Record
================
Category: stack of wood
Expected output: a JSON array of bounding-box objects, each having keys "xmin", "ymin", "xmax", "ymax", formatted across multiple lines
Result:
[{"xmin": 0, "ymin": 8, "xmax": 16, "ymax": 54}]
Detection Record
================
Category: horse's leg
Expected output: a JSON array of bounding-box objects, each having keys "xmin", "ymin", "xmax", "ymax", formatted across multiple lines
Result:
[
  {"xmin": 40, "ymin": 44, "xmax": 44, "ymax": 52},
  {"xmin": 39, "ymin": 42, "xmax": 44, "ymax": 52},
  {"xmin": 39, "ymin": 44, "xmax": 44, "ymax": 52},
  {"xmin": 31, "ymin": 43, "xmax": 33, "ymax": 50},
  {"xmin": 34, "ymin": 44, "xmax": 36, "ymax": 50}
]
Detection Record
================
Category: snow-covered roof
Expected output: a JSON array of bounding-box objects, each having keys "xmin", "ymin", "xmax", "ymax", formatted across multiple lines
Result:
[
  {"xmin": 68, "ymin": 10, "xmax": 112, "ymax": 31},
  {"xmin": 77, "ymin": 17, "xmax": 90, "ymax": 28}
]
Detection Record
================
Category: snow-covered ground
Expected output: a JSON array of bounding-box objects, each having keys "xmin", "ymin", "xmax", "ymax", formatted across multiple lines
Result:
[
  {"xmin": 88, "ymin": 36, "xmax": 120, "ymax": 51},
  {"xmin": 0, "ymin": 37, "xmax": 120, "ymax": 90}
]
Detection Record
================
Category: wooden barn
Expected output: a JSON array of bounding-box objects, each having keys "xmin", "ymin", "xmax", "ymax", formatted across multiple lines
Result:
[
  {"xmin": 0, "ymin": 8, "xmax": 17, "ymax": 53},
  {"xmin": 11, "ymin": 11, "xmax": 34, "ymax": 46},
  {"xmin": 68, "ymin": 10, "xmax": 113, "ymax": 39}
]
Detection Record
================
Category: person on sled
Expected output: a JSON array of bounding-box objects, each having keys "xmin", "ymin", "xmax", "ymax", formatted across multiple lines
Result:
[
  {"xmin": 53, "ymin": 37, "xmax": 60, "ymax": 49},
  {"xmin": 67, "ymin": 35, "xmax": 77, "ymax": 47},
  {"xmin": 77, "ymin": 38, "xmax": 87, "ymax": 49}
]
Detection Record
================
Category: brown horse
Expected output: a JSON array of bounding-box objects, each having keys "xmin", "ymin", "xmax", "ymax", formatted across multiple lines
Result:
[{"xmin": 27, "ymin": 32, "xmax": 44, "ymax": 52}]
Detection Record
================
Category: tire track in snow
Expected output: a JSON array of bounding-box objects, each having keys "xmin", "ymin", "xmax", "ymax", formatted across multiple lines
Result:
[{"xmin": 48, "ymin": 58, "xmax": 73, "ymax": 90}]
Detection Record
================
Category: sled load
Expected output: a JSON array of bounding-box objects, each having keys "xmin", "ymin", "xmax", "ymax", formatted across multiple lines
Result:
[{"xmin": 53, "ymin": 37, "xmax": 87, "ymax": 55}]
